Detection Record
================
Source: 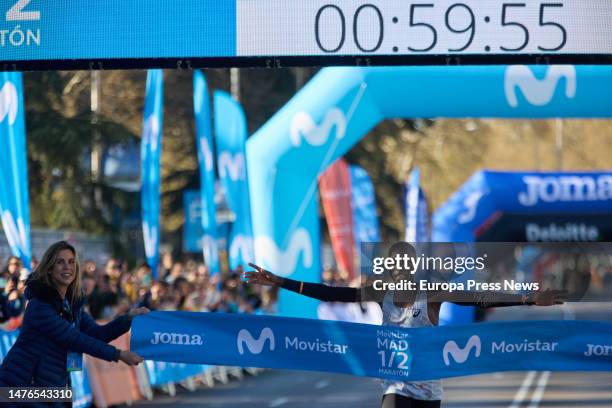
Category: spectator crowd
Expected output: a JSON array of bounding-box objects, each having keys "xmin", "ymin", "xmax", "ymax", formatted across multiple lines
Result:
[{"xmin": 0, "ymin": 252, "xmax": 279, "ymax": 331}]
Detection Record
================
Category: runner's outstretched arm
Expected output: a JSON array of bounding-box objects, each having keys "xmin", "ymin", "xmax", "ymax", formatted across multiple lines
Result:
[
  {"xmin": 428, "ymin": 288, "xmax": 568, "ymax": 308},
  {"xmin": 245, "ymin": 263, "xmax": 379, "ymax": 303}
]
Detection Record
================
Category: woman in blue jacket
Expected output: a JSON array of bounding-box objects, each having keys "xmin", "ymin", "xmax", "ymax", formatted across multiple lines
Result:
[{"xmin": 0, "ymin": 241, "xmax": 148, "ymax": 405}]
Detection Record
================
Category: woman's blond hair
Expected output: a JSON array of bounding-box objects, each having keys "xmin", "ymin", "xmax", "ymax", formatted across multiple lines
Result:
[{"xmin": 29, "ymin": 241, "xmax": 82, "ymax": 302}]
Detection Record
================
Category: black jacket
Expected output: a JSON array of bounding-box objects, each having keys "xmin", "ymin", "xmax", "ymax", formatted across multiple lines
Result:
[{"xmin": 0, "ymin": 279, "xmax": 131, "ymax": 406}]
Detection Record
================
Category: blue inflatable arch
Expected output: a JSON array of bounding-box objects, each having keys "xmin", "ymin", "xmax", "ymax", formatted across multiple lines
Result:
[
  {"xmin": 433, "ymin": 170, "xmax": 612, "ymax": 242},
  {"xmin": 432, "ymin": 170, "xmax": 612, "ymax": 324},
  {"xmin": 246, "ymin": 66, "xmax": 612, "ymax": 318}
]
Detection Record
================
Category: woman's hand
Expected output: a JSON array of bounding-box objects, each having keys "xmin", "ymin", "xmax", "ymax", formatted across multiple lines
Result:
[
  {"xmin": 119, "ymin": 350, "xmax": 144, "ymax": 366},
  {"xmin": 530, "ymin": 289, "xmax": 568, "ymax": 306},
  {"xmin": 128, "ymin": 307, "xmax": 150, "ymax": 319},
  {"xmin": 245, "ymin": 263, "xmax": 283, "ymax": 287}
]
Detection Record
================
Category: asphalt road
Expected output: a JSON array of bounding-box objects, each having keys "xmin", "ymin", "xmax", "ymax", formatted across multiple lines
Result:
[{"xmin": 135, "ymin": 303, "xmax": 612, "ymax": 408}]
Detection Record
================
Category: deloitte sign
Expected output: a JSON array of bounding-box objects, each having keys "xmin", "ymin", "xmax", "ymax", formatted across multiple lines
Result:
[{"xmin": 525, "ymin": 222, "xmax": 600, "ymax": 242}]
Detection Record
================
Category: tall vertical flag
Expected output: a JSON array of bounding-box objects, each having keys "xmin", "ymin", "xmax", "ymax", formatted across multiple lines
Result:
[
  {"xmin": 405, "ymin": 167, "xmax": 430, "ymax": 243},
  {"xmin": 141, "ymin": 70, "xmax": 164, "ymax": 279},
  {"xmin": 349, "ymin": 165, "xmax": 380, "ymax": 245},
  {"xmin": 193, "ymin": 71, "xmax": 220, "ymax": 275},
  {"xmin": 319, "ymin": 158, "xmax": 355, "ymax": 280},
  {"xmin": 0, "ymin": 73, "xmax": 31, "ymax": 269},
  {"xmin": 214, "ymin": 91, "xmax": 253, "ymax": 270}
]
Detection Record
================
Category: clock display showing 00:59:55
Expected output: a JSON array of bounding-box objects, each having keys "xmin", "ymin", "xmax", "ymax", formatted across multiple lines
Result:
[{"xmin": 313, "ymin": 2, "xmax": 567, "ymax": 54}]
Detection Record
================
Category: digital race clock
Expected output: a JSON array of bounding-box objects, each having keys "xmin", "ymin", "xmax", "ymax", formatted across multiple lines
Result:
[{"xmin": 0, "ymin": 0, "xmax": 610, "ymax": 69}]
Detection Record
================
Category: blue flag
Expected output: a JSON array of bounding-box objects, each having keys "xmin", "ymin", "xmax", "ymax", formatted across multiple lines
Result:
[
  {"xmin": 214, "ymin": 91, "xmax": 253, "ymax": 270},
  {"xmin": 405, "ymin": 168, "xmax": 430, "ymax": 243},
  {"xmin": 141, "ymin": 70, "xmax": 164, "ymax": 279},
  {"xmin": 350, "ymin": 165, "xmax": 380, "ymax": 245},
  {"xmin": 0, "ymin": 73, "xmax": 31, "ymax": 269},
  {"xmin": 193, "ymin": 71, "xmax": 220, "ymax": 275}
]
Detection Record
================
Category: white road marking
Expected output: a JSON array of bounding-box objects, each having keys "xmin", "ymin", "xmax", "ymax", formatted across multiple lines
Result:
[
  {"xmin": 269, "ymin": 397, "xmax": 290, "ymax": 407},
  {"xmin": 315, "ymin": 380, "xmax": 330, "ymax": 389},
  {"xmin": 562, "ymin": 303, "xmax": 575, "ymax": 321},
  {"xmin": 528, "ymin": 371, "xmax": 551, "ymax": 408},
  {"xmin": 509, "ymin": 370, "xmax": 537, "ymax": 408}
]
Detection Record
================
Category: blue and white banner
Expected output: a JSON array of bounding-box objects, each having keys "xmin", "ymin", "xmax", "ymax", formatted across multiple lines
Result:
[
  {"xmin": 132, "ymin": 312, "xmax": 612, "ymax": 382},
  {"xmin": 350, "ymin": 165, "xmax": 380, "ymax": 245},
  {"xmin": 0, "ymin": 72, "xmax": 31, "ymax": 269},
  {"xmin": 349, "ymin": 165, "xmax": 379, "ymax": 274},
  {"xmin": 183, "ymin": 191, "xmax": 203, "ymax": 253},
  {"xmin": 405, "ymin": 168, "xmax": 430, "ymax": 243},
  {"xmin": 214, "ymin": 91, "xmax": 253, "ymax": 270},
  {"xmin": 193, "ymin": 71, "xmax": 220, "ymax": 275},
  {"xmin": 141, "ymin": 69, "xmax": 164, "ymax": 279}
]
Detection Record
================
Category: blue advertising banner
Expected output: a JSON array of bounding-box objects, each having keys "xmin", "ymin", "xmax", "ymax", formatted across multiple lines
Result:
[
  {"xmin": 193, "ymin": 71, "xmax": 220, "ymax": 275},
  {"xmin": 350, "ymin": 165, "xmax": 380, "ymax": 245},
  {"xmin": 405, "ymin": 168, "xmax": 430, "ymax": 243},
  {"xmin": 214, "ymin": 91, "xmax": 253, "ymax": 270},
  {"xmin": 140, "ymin": 69, "xmax": 164, "ymax": 279},
  {"xmin": 183, "ymin": 190, "xmax": 231, "ymax": 258},
  {"xmin": 349, "ymin": 165, "xmax": 379, "ymax": 274},
  {"xmin": 132, "ymin": 312, "xmax": 612, "ymax": 382},
  {"xmin": 0, "ymin": 72, "xmax": 31, "ymax": 269},
  {"xmin": 183, "ymin": 191, "xmax": 202, "ymax": 254}
]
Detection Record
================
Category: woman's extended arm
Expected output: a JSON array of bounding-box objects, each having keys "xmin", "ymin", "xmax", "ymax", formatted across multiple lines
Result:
[
  {"xmin": 80, "ymin": 307, "xmax": 149, "ymax": 343},
  {"xmin": 25, "ymin": 299, "xmax": 144, "ymax": 365},
  {"xmin": 245, "ymin": 263, "xmax": 365, "ymax": 303}
]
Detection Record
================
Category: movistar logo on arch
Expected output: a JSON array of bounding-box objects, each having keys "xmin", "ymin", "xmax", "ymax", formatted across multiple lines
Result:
[
  {"xmin": 237, "ymin": 328, "xmax": 349, "ymax": 356},
  {"xmin": 443, "ymin": 335, "xmax": 559, "ymax": 366}
]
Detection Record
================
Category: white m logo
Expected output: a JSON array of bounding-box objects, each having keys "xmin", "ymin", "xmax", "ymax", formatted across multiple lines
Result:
[
  {"xmin": 218, "ymin": 152, "xmax": 245, "ymax": 181},
  {"xmin": 143, "ymin": 115, "xmax": 160, "ymax": 152},
  {"xmin": 1, "ymin": 211, "xmax": 27, "ymax": 255},
  {"xmin": 0, "ymin": 81, "xmax": 18, "ymax": 125},
  {"xmin": 443, "ymin": 335, "xmax": 481, "ymax": 366},
  {"xmin": 229, "ymin": 234, "xmax": 253, "ymax": 264},
  {"xmin": 505, "ymin": 65, "xmax": 576, "ymax": 108},
  {"xmin": 253, "ymin": 228, "xmax": 313, "ymax": 277},
  {"xmin": 142, "ymin": 221, "xmax": 158, "ymax": 260},
  {"xmin": 290, "ymin": 108, "xmax": 346, "ymax": 147},
  {"xmin": 237, "ymin": 328, "xmax": 275, "ymax": 355},
  {"xmin": 200, "ymin": 234, "xmax": 218, "ymax": 265}
]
